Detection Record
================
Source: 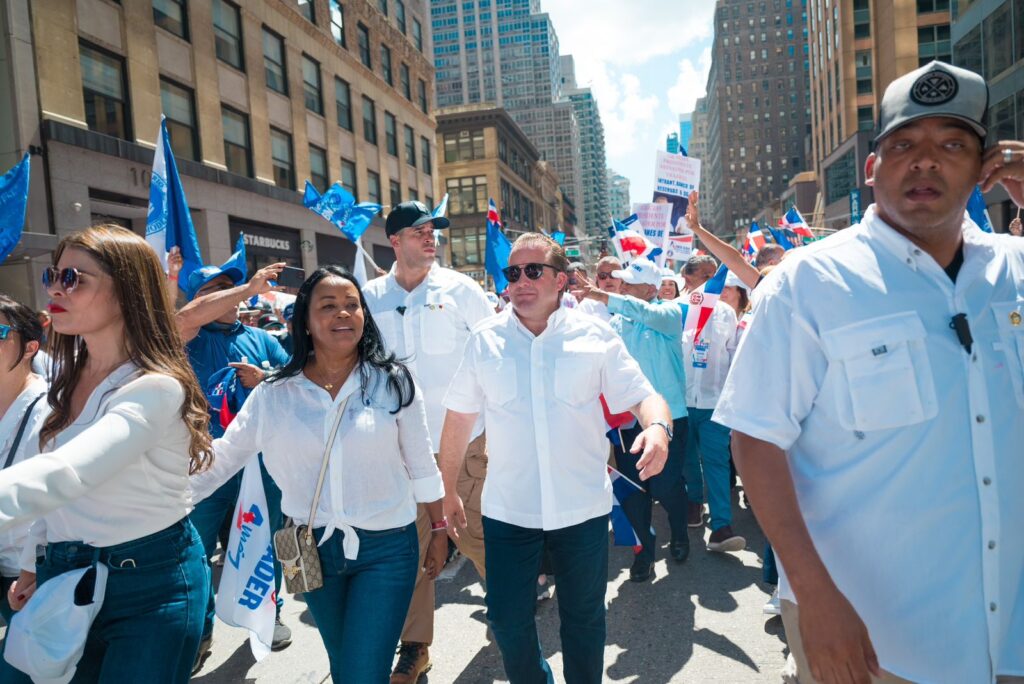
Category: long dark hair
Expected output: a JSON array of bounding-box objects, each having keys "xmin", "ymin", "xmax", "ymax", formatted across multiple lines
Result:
[
  {"xmin": 39, "ymin": 226, "xmax": 212, "ymax": 473},
  {"xmin": 270, "ymin": 265, "xmax": 414, "ymax": 413},
  {"xmin": 0, "ymin": 294, "xmax": 44, "ymax": 371}
]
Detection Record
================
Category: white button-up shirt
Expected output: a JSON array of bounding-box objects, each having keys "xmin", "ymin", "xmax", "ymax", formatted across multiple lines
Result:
[
  {"xmin": 577, "ymin": 297, "xmax": 612, "ymax": 322},
  {"xmin": 0, "ymin": 377, "xmax": 48, "ymax": 575},
  {"xmin": 0, "ymin": 364, "xmax": 195, "ymax": 570},
  {"xmin": 443, "ymin": 306, "xmax": 655, "ymax": 530},
  {"xmin": 714, "ymin": 205, "xmax": 1024, "ymax": 684},
  {"xmin": 683, "ymin": 301, "xmax": 738, "ymax": 409},
  {"xmin": 191, "ymin": 366, "xmax": 443, "ymax": 560},
  {"xmin": 363, "ymin": 263, "xmax": 494, "ymax": 452}
]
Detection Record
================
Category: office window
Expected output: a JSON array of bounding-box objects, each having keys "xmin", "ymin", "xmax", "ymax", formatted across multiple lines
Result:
[
  {"xmin": 404, "ymin": 125, "xmax": 416, "ymax": 167},
  {"xmin": 80, "ymin": 43, "xmax": 131, "ymax": 140},
  {"xmin": 366, "ymin": 170, "xmax": 381, "ymax": 204},
  {"xmin": 362, "ymin": 96, "xmax": 377, "ymax": 144},
  {"xmin": 302, "ymin": 55, "xmax": 323, "ymax": 114},
  {"xmin": 329, "ymin": 0, "xmax": 345, "ymax": 46},
  {"xmin": 953, "ymin": 25, "xmax": 983, "ymax": 77},
  {"xmin": 263, "ymin": 29, "xmax": 287, "ymax": 95},
  {"xmin": 153, "ymin": 0, "xmax": 188, "ymax": 39},
  {"xmin": 400, "ymin": 63, "xmax": 411, "ymax": 99},
  {"xmin": 855, "ymin": 50, "xmax": 872, "ymax": 94},
  {"xmin": 396, "ymin": 0, "xmax": 406, "ymax": 34},
  {"xmin": 916, "ymin": 0, "xmax": 949, "ymax": 12},
  {"xmin": 309, "ymin": 145, "xmax": 328, "ymax": 192},
  {"xmin": 412, "ymin": 18, "xmax": 423, "ymax": 51},
  {"xmin": 270, "ymin": 128, "xmax": 294, "ymax": 189},
  {"xmin": 417, "ymin": 79, "xmax": 428, "ymax": 113},
  {"xmin": 335, "ymin": 78, "xmax": 352, "ymax": 130},
  {"xmin": 298, "ymin": 0, "xmax": 315, "ymax": 23},
  {"xmin": 988, "ymin": 95, "xmax": 1016, "ymax": 146},
  {"xmin": 384, "ymin": 112, "xmax": 398, "ymax": 156},
  {"xmin": 983, "ymin": 4, "xmax": 1012, "ymax": 78},
  {"xmin": 221, "ymin": 106, "xmax": 252, "ymax": 177},
  {"xmin": 160, "ymin": 78, "xmax": 198, "ymax": 161},
  {"xmin": 389, "ymin": 179, "xmax": 401, "ymax": 208},
  {"xmin": 408, "ymin": 189, "xmax": 418, "ymax": 201},
  {"xmin": 357, "ymin": 23, "xmax": 371, "ymax": 68},
  {"xmin": 450, "ymin": 131, "xmax": 483, "ymax": 163},
  {"xmin": 918, "ymin": 24, "xmax": 952, "ymax": 67},
  {"xmin": 857, "ymin": 105, "xmax": 874, "ymax": 131},
  {"xmin": 378, "ymin": 0, "xmax": 388, "ymax": 16},
  {"xmin": 447, "ymin": 176, "xmax": 487, "ymax": 215},
  {"xmin": 853, "ymin": 0, "xmax": 870, "ymax": 39},
  {"xmin": 381, "ymin": 45, "xmax": 392, "ymax": 85},
  {"xmin": 213, "ymin": 0, "xmax": 243, "ymax": 69},
  {"xmin": 340, "ymin": 158, "xmax": 357, "ymax": 195},
  {"xmin": 420, "ymin": 136, "xmax": 432, "ymax": 174}
]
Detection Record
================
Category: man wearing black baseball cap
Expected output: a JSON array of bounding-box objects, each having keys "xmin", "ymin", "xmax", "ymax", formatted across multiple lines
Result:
[
  {"xmin": 363, "ymin": 201, "xmax": 495, "ymax": 683},
  {"xmin": 716, "ymin": 61, "xmax": 1024, "ymax": 684}
]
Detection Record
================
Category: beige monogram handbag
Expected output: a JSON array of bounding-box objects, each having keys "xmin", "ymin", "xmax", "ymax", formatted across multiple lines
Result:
[{"xmin": 274, "ymin": 395, "xmax": 349, "ymax": 594}]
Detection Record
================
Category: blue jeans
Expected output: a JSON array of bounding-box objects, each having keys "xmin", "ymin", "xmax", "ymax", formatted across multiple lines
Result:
[
  {"xmin": 190, "ymin": 455, "xmax": 283, "ymax": 641},
  {"xmin": 683, "ymin": 407, "xmax": 734, "ymax": 530},
  {"xmin": 0, "ymin": 520, "xmax": 208, "ymax": 684},
  {"xmin": 483, "ymin": 515, "xmax": 608, "ymax": 684},
  {"xmin": 304, "ymin": 524, "xmax": 419, "ymax": 683},
  {"xmin": 616, "ymin": 417, "xmax": 690, "ymax": 565}
]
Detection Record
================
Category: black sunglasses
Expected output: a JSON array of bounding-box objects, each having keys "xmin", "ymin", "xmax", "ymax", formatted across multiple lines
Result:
[
  {"xmin": 501, "ymin": 263, "xmax": 562, "ymax": 283},
  {"xmin": 42, "ymin": 266, "xmax": 84, "ymax": 293}
]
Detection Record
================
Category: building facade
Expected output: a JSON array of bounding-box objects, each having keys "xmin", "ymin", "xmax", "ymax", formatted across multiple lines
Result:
[
  {"xmin": 702, "ymin": 0, "xmax": 813, "ymax": 235},
  {"xmin": 679, "ymin": 113, "xmax": 693, "ymax": 153},
  {"xmin": 607, "ymin": 169, "xmax": 631, "ymax": 221},
  {"xmin": 807, "ymin": 0, "xmax": 952, "ymax": 229},
  {"xmin": 436, "ymin": 104, "xmax": 560, "ymax": 285},
  {"xmin": 562, "ymin": 56, "xmax": 609, "ymax": 240},
  {"xmin": 0, "ymin": 0, "xmax": 439, "ymax": 308}
]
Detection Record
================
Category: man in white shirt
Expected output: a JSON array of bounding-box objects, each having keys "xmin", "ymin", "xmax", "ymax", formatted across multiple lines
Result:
[
  {"xmin": 715, "ymin": 61, "xmax": 1024, "ymax": 684},
  {"xmin": 361, "ymin": 201, "xmax": 494, "ymax": 683},
  {"xmin": 577, "ymin": 256, "xmax": 622, "ymax": 322},
  {"xmin": 439, "ymin": 233, "xmax": 672, "ymax": 683}
]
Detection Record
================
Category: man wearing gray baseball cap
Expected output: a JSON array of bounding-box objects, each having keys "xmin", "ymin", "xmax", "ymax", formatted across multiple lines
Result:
[{"xmin": 715, "ymin": 60, "xmax": 1024, "ymax": 684}]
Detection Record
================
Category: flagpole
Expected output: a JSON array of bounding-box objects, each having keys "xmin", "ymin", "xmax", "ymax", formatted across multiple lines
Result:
[
  {"xmin": 608, "ymin": 463, "xmax": 647, "ymax": 494},
  {"xmin": 355, "ymin": 239, "xmax": 382, "ymax": 273}
]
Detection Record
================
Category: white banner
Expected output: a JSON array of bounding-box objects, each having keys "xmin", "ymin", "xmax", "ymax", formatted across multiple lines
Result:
[{"xmin": 665, "ymin": 233, "xmax": 695, "ymax": 264}]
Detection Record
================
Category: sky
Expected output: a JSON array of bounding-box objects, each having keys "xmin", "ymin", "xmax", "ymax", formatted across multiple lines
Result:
[{"xmin": 541, "ymin": 0, "xmax": 716, "ymax": 207}]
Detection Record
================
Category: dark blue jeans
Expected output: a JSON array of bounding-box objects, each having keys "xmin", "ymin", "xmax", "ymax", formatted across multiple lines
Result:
[
  {"xmin": 483, "ymin": 515, "xmax": 608, "ymax": 684},
  {"xmin": 0, "ymin": 519, "xmax": 208, "ymax": 684},
  {"xmin": 189, "ymin": 455, "xmax": 283, "ymax": 641},
  {"xmin": 304, "ymin": 524, "xmax": 419, "ymax": 683},
  {"xmin": 616, "ymin": 417, "xmax": 690, "ymax": 565}
]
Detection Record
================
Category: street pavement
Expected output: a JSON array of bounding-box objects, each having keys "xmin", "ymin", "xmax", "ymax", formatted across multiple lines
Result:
[{"xmin": 195, "ymin": 494, "xmax": 789, "ymax": 683}]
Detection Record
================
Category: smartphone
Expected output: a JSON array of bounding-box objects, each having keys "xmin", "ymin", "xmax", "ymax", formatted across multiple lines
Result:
[{"xmin": 276, "ymin": 266, "xmax": 306, "ymax": 290}]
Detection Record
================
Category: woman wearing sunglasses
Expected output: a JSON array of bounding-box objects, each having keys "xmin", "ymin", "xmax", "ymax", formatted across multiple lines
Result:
[
  {"xmin": 190, "ymin": 265, "xmax": 445, "ymax": 683},
  {"xmin": 0, "ymin": 225, "xmax": 212, "ymax": 683},
  {"xmin": 0, "ymin": 296, "xmax": 47, "ymax": 629}
]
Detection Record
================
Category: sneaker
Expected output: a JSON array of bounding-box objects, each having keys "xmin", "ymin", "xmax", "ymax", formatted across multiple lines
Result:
[
  {"xmin": 763, "ymin": 587, "xmax": 781, "ymax": 616},
  {"xmin": 687, "ymin": 502, "xmax": 704, "ymax": 528},
  {"xmin": 391, "ymin": 642, "xmax": 432, "ymax": 684},
  {"xmin": 707, "ymin": 525, "xmax": 746, "ymax": 553},
  {"xmin": 191, "ymin": 635, "xmax": 213, "ymax": 675},
  {"xmin": 271, "ymin": 616, "xmax": 292, "ymax": 651}
]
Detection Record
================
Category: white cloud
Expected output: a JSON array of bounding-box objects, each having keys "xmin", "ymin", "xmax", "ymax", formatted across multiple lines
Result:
[
  {"xmin": 600, "ymin": 72, "xmax": 661, "ymax": 157},
  {"xmin": 666, "ymin": 47, "xmax": 713, "ymax": 115}
]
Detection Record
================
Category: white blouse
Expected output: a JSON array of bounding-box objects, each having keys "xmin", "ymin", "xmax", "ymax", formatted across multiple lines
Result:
[
  {"xmin": 0, "ymin": 377, "xmax": 48, "ymax": 575},
  {"xmin": 0, "ymin": 364, "xmax": 194, "ymax": 571},
  {"xmin": 190, "ymin": 364, "xmax": 443, "ymax": 560}
]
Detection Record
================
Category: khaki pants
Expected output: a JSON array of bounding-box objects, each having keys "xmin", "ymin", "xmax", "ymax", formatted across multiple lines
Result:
[
  {"xmin": 399, "ymin": 434, "xmax": 487, "ymax": 645},
  {"xmin": 781, "ymin": 600, "xmax": 1023, "ymax": 684}
]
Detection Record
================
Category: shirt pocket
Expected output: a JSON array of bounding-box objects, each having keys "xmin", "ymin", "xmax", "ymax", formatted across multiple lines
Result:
[
  {"xmin": 553, "ymin": 354, "xmax": 601, "ymax": 407},
  {"xmin": 478, "ymin": 358, "xmax": 517, "ymax": 406},
  {"xmin": 820, "ymin": 311, "xmax": 938, "ymax": 432},
  {"xmin": 373, "ymin": 310, "xmax": 402, "ymax": 355},
  {"xmin": 991, "ymin": 300, "xmax": 1024, "ymax": 407},
  {"xmin": 420, "ymin": 296, "xmax": 460, "ymax": 356}
]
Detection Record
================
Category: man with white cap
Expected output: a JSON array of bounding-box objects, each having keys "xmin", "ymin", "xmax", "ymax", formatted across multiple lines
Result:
[
  {"xmin": 715, "ymin": 60, "xmax": 1024, "ymax": 684},
  {"xmin": 577, "ymin": 258, "xmax": 690, "ymax": 581}
]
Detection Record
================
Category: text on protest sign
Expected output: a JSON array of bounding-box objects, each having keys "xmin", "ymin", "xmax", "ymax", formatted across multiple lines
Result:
[{"xmin": 654, "ymin": 151, "xmax": 702, "ymax": 198}]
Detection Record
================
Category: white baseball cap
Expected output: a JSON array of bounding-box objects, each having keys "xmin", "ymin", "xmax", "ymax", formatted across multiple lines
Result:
[
  {"xmin": 611, "ymin": 260, "xmax": 663, "ymax": 287},
  {"xmin": 724, "ymin": 270, "xmax": 749, "ymax": 291}
]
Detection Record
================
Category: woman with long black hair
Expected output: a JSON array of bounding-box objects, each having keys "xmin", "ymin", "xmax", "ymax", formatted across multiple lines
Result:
[{"xmin": 190, "ymin": 265, "xmax": 446, "ymax": 682}]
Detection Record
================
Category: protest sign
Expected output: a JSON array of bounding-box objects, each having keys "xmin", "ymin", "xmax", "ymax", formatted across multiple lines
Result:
[
  {"xmin": 653, "ymin": 151, "xmax": 701, "ymax": 232},
  {"xmin": 631, "ymin": 202, "xmax": 673, "ymax": 267}
]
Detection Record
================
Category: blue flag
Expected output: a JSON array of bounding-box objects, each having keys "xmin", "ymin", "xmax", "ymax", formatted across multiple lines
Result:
[
  {"xmin": 966, "ymin": 185, "xmax": 993, "ymax": 233},
  {"xmin": 767, "ymin": 225, "xmax": 795, "ymax": 251},
  {"xmin": 303, "ymin": 181, "xmax": 381, "ymax": 242},
  {"xmin": 485, "ymin": 199, "xmax": 512, "ymax": 293},
  {"xmin": 550, "ymin": 230, "xmax": 566, "ymax": 246},
  {"xmin": 0, "ymin": 153, "xmax": 30, "ymax": 263},
  {"xmin": 146, "ymin": 117, "xmax": 203, "ymax": 290}
]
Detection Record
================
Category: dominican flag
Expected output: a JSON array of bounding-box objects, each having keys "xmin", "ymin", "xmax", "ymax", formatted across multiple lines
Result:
[
  {"xmin": 767, "ymin": 224, "xmax": 797, "ymax": 250},
  {"xmin": 608, "ymin": 466, "xmax": 643, "ymax": 549},
  {"xmin": 485, "ymin": 199, "xmax": 512, "ymax": 292},
  {"xmin": 609, "ymin": 214, "xmax": 662, "ymax": 262},
  {"xmin": 681, "ymin": 263, "xmax": 728, "ymax": 340},
  {"xmin": 746, "ymin": 222, "xmax": 767, "ymax": 253},
  {"xmin": 780, "ymin": 207, "xmax": 814, "ymax": 241}
]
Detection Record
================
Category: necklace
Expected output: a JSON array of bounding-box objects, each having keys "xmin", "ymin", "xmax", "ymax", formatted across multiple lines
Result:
[{"xmin": 313, "ymin": 363, "xmax": 352, "ymax": 391}]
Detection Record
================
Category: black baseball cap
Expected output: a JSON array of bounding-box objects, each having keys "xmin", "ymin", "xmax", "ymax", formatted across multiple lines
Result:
[{"xmin": 385, "ymin": 201, "xmax": 450, "ymax": 237}]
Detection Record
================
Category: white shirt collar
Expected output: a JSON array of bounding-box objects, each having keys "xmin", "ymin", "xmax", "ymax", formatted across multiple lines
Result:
[
  {"xmin": 385, "ymin": 262, "xmax": 440, "ymax": 296},
  {"xmin": 509, "ymin": 302, "xmax": 568, "ymax": 339}
]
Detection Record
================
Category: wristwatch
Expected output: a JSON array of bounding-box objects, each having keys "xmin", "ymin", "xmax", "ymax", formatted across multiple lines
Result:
[{"xmin": 647, "ymin": 419, "xmax": 673, "ymax": 442}]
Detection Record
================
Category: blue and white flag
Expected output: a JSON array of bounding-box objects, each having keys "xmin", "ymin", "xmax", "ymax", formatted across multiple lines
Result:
[
  {"xmin": 431, "ymin": 193, "xmax": 449, "ymax": 247},
  {"xmin": 485, "ymin": 199, "xmax": 512, "ymax": 292},
  {"xmin": 607, "ymin": 466, "xmax": 643, "ymax": 548},
  {"xmin": 216, "ymin": 458, "xmax": 276, "ymax": 660},
  {"xmin": 0, "ymin": 153, "xmax": 30, "ymax": 264},
  {"xmin": 550, "ymin": 230, "xmax": 566, "ymax": 246},
  {"xmin": 303, "ymin": 181, "xmax": 381, "ymax": 243},
  {"xmin": 966, "ymin": 185, "xmax": 993, "ymax": 233},
  {"xmin": 146, "ymin": 117, "xmax": 203, "ymax": 289}
]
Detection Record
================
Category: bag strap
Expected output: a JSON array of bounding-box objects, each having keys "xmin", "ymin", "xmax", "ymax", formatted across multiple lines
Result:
[
  {"xmin": 303, "ymin": 393, "xmax": 351, "ymax": 545},
  {"xmin": 4, "ymin": 393, "xmax": 45, "ymax": 470}
]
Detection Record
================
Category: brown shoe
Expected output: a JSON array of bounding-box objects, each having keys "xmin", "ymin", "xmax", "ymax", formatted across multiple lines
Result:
[
  {"xmin": 707, "ymin": 525, "xmax": 746, "ymax": 553},
  {"xmin": 687, "ymin": 502, "xmax": 704, "ymax": 528},
  {"xmin": 391, "ymin": 642, "xmax": 432, "ymax": 683}
]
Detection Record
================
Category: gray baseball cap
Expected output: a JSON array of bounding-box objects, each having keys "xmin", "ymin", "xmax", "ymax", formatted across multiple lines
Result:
[{"xmin": 875, "ymin": 60, "xmax": 988, "ymax": 143}]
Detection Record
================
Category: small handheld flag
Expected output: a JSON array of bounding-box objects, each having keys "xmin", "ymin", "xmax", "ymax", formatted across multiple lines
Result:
[
  {"xmin": 0, "ymin": 153, "xmax": 30, "ymax": 263},
  {"xmin": 303, "ymin": 181, "xmax": 382, "ymax": 243},
  {"xmin": 485, "ymin": 199, "xmax": 512, "ymax": 292},
  {"xmin": 966, "ymin": 185, "xmax": 993, "ymax": 233}
]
